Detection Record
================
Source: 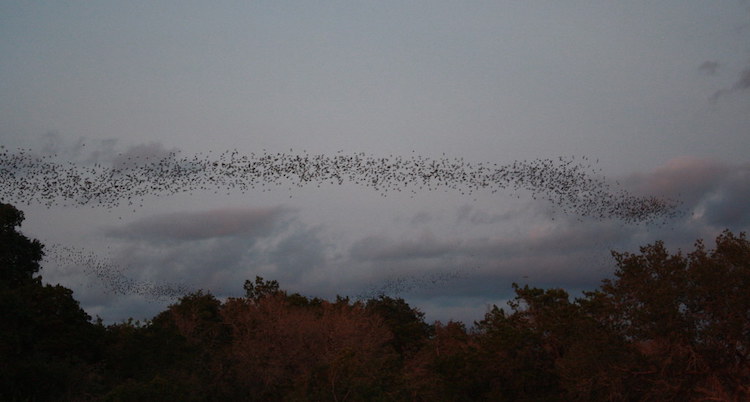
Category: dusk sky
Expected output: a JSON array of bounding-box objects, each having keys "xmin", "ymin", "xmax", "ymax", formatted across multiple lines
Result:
[{"xmin": 2, "ymin": 1, "xmax": 749, "ymax": 324}]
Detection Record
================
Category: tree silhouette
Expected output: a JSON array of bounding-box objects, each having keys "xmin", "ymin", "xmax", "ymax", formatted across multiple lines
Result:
[
  {"xmin": 0, "ymin": 204, "xmax": 103, "ymax": 401},
  {"xmin": 583, "ymin": 231, "xmax": 750, "ymax": 400},
  {"xmin": 0, "ymin": 203, "xmax": 44, "ymax": 289},
  {"xmin": 365, "ymin": 295, "xmax": 433, "ymax": 360},
  {"xmin": 243, "ymin": 276, "xmax": 281, "ymax": 302}
]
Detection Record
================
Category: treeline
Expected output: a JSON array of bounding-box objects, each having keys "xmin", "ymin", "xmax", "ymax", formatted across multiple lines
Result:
[{"xmin": 1, "ymin": 203, "xmax": 749, "ymax": 401}]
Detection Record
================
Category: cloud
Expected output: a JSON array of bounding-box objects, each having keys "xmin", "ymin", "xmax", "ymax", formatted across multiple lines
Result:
[
  {"xmin": 698, "ymin": 61, "xmax": 720, "ymax": 75},
  {"xmin": 732, "ymin": 68, "xmax": 750, "ymax": 91},
  {"xmin": 455, "ymin": 204, "xmax": 519, "ymax": 225},
  {"xmin": 701, "ymin": 164, "xmax": 750, "ymax": 227},
  {"xmin": 108, "ymin": 206, "xmax": 288, "ymax": 242},
  {"xmin": 36, "ymin": 132, "xmax": 119, "ymax": 165},
  {"xmin": 19, "ymin": 133, "xmax": 179, "ymax": 174},
  {"xmin": 44, "ymin": 152, "xmax": 749, "ymax": 325},
  {"xmin": 621, "ymin": 156, "xmax": 750, "ymax": 232},
  {"xmin": 350, "ymin": 232, "xmax": 461, "ymax": 262},
  {"xmin": 711, "ymin": 67, "xmax": 750, "ymax": 101},
  {"xmin": 346, "ymin": 218, "xmax": 630, "ymax": 300},
  {"xmin": 95, "ymin": 197, "xmax": 698, "ymax": 324},
  {"xmin": 30, "ymin": 133, "xmax": 178, "ymax": 169},
  {"xmin": 409, "ymin": 211, "xmax": 433, "ymax": 225},
  {"xmin": 267, "ymin": 224, "xmax": 329, "ymax": 278},
  {"xmin": 337, "ymin": 154, "xmax": 750, "ymax": 312},
  {"xmin": 111, "ymin": 142, "xmax": 179, "ymax": 170},
  {"xmin": 97, "ymin": 207, "xmax": 340, "ymax": 302},
  {"xmin": 621, "ymin": 156, "xmax": 727, "ymax": 207}
]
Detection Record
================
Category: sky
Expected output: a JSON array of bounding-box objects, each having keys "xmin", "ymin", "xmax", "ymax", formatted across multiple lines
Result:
[{"xmin": 1, "ymin": 1, "xmax": 749, "ymax": 325}]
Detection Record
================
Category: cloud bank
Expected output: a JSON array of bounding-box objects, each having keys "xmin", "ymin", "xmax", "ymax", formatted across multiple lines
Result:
[
  {"xmin": 21, "ymin": 152, "xmax": 750, "ymax": 324},
  {"xmin": 108, "ymin": 206, "xmax": 287, "ymax": 242}
]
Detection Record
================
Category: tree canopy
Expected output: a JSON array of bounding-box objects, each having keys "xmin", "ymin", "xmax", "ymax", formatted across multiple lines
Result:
[
  {"xmin": 0, "ymin": 203, "xmax": 44, "ymax": 289},
  {"xmin": 1, "ymin": 204, "xmax": 102, "ymax": 400}
]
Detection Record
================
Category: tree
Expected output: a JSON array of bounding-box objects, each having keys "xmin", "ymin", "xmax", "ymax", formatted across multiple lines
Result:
[
  {"xmin": 243, "ymin": 275, "xmax": 281, "ymax": 301},
  {"xmin": 582, "ymin": 231, "xmax": 750, "ymax": 400},
  {"xmin": 100, "ymin": 291, "xmax": 240, "ymax": 400},
  {"xmin": 221, "ymin": 292, "xmax": 399, "ymax": 400},
  {"xmin": 0, "ymin": 203, "xmax": 44, "ymax": 288},
  {"xmin": 0, "ymin": 204, "xmax": 104, "ymax": 401},
  {"xmin": 405, "ymin": 321, "xmax": 485, "ymax": 401},
  {"xmin": 472, "ymin": 286, "xmax": 570, "ymax": 401},
  {"xmin": 365, "ymin": 295, "xmax": 433, "ymax": 359}
]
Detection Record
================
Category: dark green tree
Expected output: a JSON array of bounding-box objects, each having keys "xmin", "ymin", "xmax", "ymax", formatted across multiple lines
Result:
[
  {"xmin": 0, "ymin": 203, "xmax": 44, "ymax": 289},
  {"xmin": 243, "ymin": 275, "xmax": 281, "ymax": 301},
  {"xmin": 365, "ymin": 295, "xmax": 433, "ymax": 359},
  {"xmin": 0, "ymin": 203, "xmax": 104, "ymax": 401},
  {"xmin": 473, "ymin": 286, "xmax": 570, "ymax": 401},
  {"xmin": 405, "ymin": 321, "xmax": 485, "ymax": 402},
  {"xmin": 101, "ymin": 304, "xmax": 219, "ymax": 401}
]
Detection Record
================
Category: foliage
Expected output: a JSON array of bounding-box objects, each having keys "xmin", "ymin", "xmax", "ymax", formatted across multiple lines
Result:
[
  {"xmin": 243, "ymin": 275, "xmax": 281, "ymax": 301},
  {"xmin": 583, "ymin": 230, "xmax": 750, "ymax": 400},
  {"xmin": 220, "ymin": 292, "xmax": 401, "ymax": 400},
  {"xmin": 365, "ymin": 295, "xmax": 433, "ymax": 359},
  {"xmin": 0, "ymin": 203, "xmax": 44, "ymax": 289},
  {"xmin": 0, "ymin": 203, "xmax": 104, "ymax": 401}
]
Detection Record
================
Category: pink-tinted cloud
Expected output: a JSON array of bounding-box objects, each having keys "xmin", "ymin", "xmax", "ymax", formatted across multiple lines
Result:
[
  {"xmin": 622, "ymin": 156, "xmax": 727, "ymax": 205},
  {"xmin": 622, "ymin": 156, "xmax": 750, "ymax": 230}
]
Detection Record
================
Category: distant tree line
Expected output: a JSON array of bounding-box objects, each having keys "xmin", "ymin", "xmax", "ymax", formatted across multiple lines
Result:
[{"xmin": 1, "ymin": 203, "xmax": 748, "ymax": 401}]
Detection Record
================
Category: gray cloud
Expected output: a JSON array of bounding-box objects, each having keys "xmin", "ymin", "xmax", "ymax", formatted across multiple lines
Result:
[
  {"xmin": 100, "ymin": 208, "xmax": 338, "ymax": 301},
  {"xmin": 701, "ymin": 164, "xmax": 750, "ymax": 228},
  {"xmin": 350, "ymin": 232, "xmax": 461, "ymax": 262},
  {"xmin": 732, "ymin": 68, "xmax": 750, "ymax": 91},
  {"xmin": 409, "ymin": 211, "xmax": 433, "ymax": 225},
  {"xmin": 29, "ymin": 146, "xmax": 750, "ymax": 325},
  {"xmin": 711, "ymin": 67, "xmax": 750, "ymax": 101},
  {"xmin": 455, "ymin": 204, "xmax": 519, "ymax": 225},
  {"xmin": 346, "ymin": 218, "xmax": 630, "ymax": 300},
  {"xmin": 698, "ymin": 61, "xmax": 720, "ymax": 75},
  {"xmin": 108, "ymin": 206, "xmax": 288, "ymax": 242},
  {"xmin": 32, "ymin": 133, "xmax": 178, "ymax": 170},
  {"xmin": 37, "ymin": 132, "xmax": 119, "ymax": 165},
  {"xmin": 268, "ymin": 224, "xmax": 328, "ymax": 278},
  {"xmin": 111, "ymin": 142, "xmax": 179, "ymax": 170},
  {"xmin": 56, "ymin": 156, "xmax": 750, "ymax": 325},
  {"xmin": 338, "ymin": 155, "xmax": 750, "ymax": 311}
]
